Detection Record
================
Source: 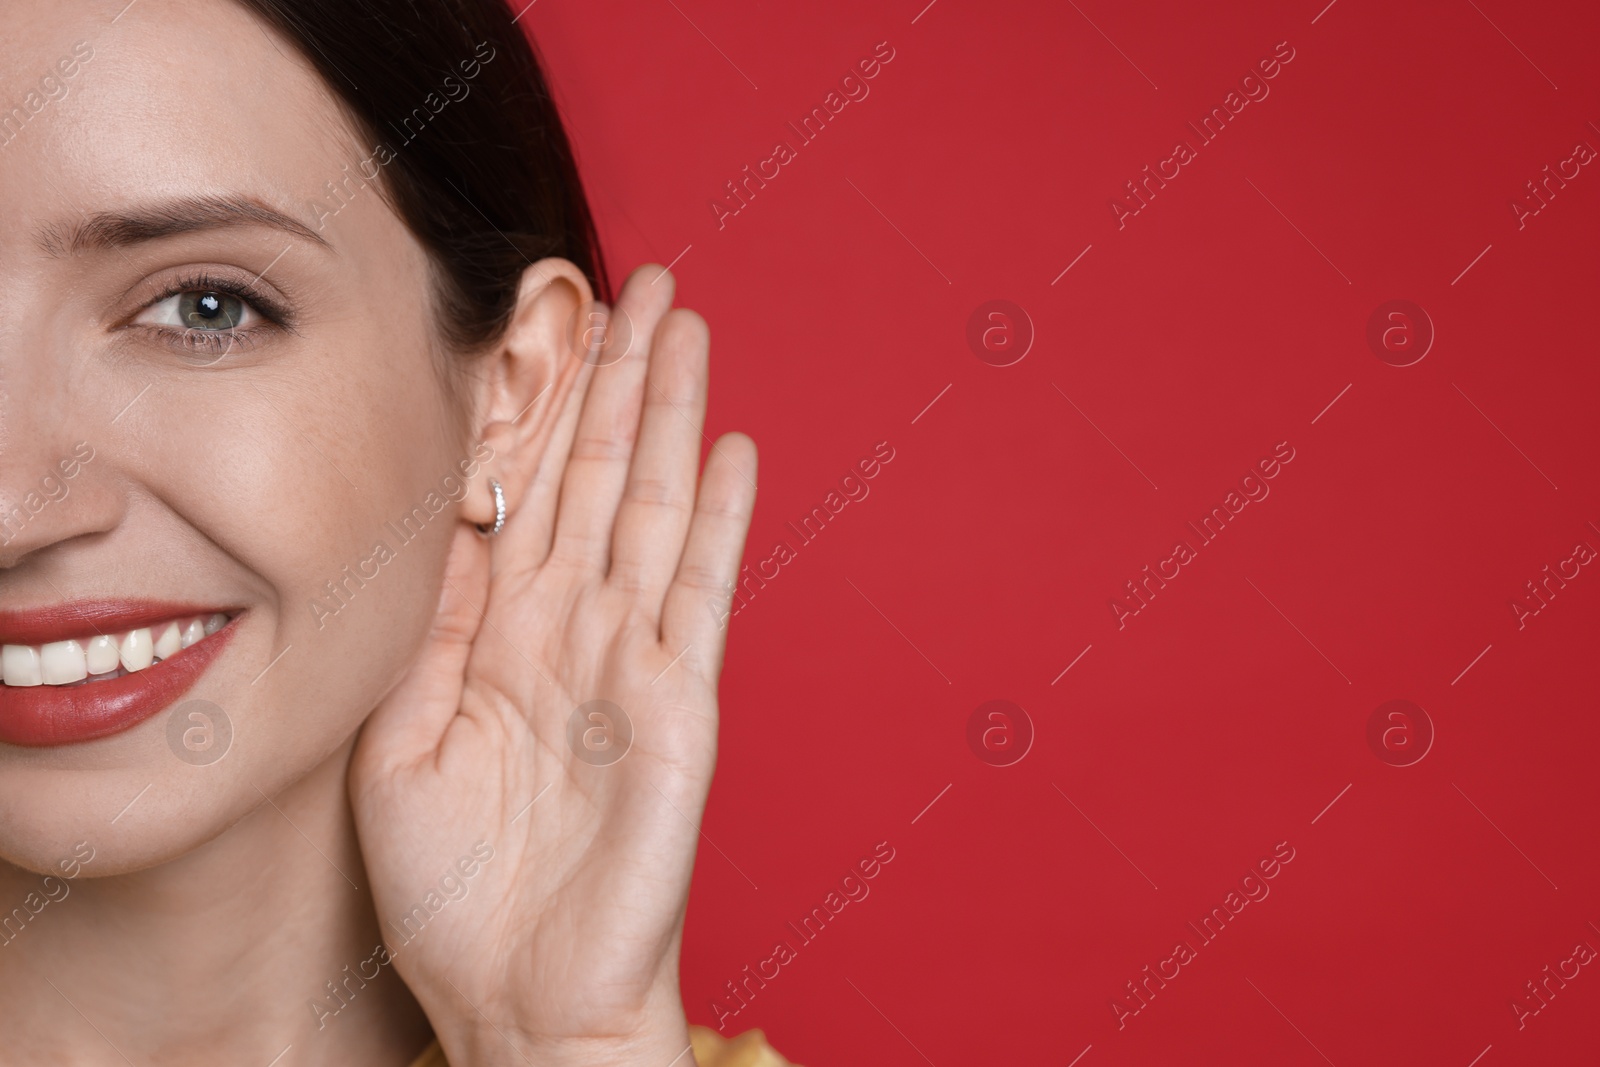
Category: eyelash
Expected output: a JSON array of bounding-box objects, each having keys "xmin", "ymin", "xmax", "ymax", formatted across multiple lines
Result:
[{"xmin": 132, "ymin": 271, "xmax": 295, "ymax": 356}]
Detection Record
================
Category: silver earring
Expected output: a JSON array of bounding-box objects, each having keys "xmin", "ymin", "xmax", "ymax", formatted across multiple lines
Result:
[{"xmin": 477, "ymin": 478, "xmax": 506, "ymax": 537}]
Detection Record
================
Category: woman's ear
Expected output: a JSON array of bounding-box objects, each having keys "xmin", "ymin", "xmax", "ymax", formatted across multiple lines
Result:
[{"xmin": 461, "ymin": 257, "xmax": 596, "ymax": 531}]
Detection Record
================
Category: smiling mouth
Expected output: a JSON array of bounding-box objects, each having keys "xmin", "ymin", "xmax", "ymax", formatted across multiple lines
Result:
[
  {"xmin": 1, "ymin": 613, "xmax": 234, "ymax": 687},
  {"xmin": 0, "ymin": 602, "xmax": 243, "ymax": 747}
]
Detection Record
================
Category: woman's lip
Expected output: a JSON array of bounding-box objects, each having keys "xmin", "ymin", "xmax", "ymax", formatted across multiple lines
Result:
[
  {"xmin": 0, "ymin": 619, "xmax": 239, "ymax": 748},
  {"xmin": 0, "ymin": 600, "xmax": 236, "ymax": 645}
]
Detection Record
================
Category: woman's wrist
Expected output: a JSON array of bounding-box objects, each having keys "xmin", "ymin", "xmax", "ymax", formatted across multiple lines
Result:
[
  {"xmin": 431, "ymin": 982, "xmax": 696, "ymax": 1067},
  {"xmin": 448, "ymin": 1025, "xmax": 695, "ymax": 1067}
]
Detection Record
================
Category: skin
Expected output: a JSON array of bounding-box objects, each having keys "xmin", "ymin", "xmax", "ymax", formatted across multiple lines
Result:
[{"xmin": 0, "ymin": 2, "xmax": 756, "ymax": 1064}]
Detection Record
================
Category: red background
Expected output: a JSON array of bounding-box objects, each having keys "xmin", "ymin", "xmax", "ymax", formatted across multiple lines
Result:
[{"xmin": 525, "ymin": 1, "xmax": 1600, "ymax": 1063}]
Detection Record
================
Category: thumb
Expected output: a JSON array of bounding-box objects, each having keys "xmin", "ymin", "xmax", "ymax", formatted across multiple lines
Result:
[{"xmin": 358, "ymin": 522, "xmax": 490, "ymax": 765}]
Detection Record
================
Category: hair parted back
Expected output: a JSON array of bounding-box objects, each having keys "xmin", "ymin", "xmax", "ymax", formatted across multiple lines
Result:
[{"xmin": 233, "ymin": 0, "xmax": 611, "ymax": 354}]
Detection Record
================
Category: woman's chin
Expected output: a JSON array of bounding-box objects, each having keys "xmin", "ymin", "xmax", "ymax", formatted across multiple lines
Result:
[
  {"xmin": 0, "ymin": 725, "xmax": 293, "ymax": 882},
  {"xmin": 0, "ymin": 766, "xmax": 247, "ymax": 879}
]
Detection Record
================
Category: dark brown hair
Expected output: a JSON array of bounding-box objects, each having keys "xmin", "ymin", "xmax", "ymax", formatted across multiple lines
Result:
[{"xmin": 233, "ymin": 0, "xmax": 611, "ymax": 353}]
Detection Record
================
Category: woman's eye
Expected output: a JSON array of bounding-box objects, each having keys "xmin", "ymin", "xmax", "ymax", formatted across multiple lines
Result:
[{"xmin": 136, "ymin": 290, "xmax": 260, "ymax": 332}]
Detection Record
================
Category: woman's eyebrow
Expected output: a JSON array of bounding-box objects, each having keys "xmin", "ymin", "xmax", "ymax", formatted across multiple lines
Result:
[{"xmin": 36, "ymin": 194, "xmax": 333, "ymax": 256}]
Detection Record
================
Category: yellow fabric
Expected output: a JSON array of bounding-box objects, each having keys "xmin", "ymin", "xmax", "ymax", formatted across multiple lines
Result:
[
  {"xmin": 406, "ymin": 1025, "xmax": 794, "ymax": 1066},
  {"xmin": 407, "ymin": 1041, "xmax": 447, "ymax": 1067},
  {"xmin": 691, "ymin": 1026, "xmax": 794, "ymax": 1067}
]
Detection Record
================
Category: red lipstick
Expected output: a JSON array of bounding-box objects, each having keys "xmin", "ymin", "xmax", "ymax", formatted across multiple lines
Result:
[{"xmin": 0, "ymin": 601, "xmax": 240, "ymax": 748}]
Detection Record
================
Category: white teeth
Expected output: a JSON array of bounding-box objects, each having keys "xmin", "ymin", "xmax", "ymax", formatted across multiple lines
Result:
[
  {"xmin": 40, "ymin": 640, "xmax": 88, "ymax": 685},
  {"xmin": 1, "ymin": 613, "xmax": 231, "ymax": 687},
  {"xmin": 180, "ymin": 619, "xmax": 206, "ymax": 649},
  {"xmin": 2, "ymin": 645, "xmax": 43, "ymax": 687},
  {"xmin": 118, "ymin": 628, "xmax": 154, "ymax": 672},
  {"xmin": 86, "ymin": 635, "xmax": 120, "ymax": 675},
  {"xmin": 153, "ymin": 621, "xmax": 182, "ymax": 660}
]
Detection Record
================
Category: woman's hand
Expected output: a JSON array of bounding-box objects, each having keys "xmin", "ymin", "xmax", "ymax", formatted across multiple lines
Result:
[{"xmin": 349, "ymin": 263, "xmax": 757, "ymax": 1066}]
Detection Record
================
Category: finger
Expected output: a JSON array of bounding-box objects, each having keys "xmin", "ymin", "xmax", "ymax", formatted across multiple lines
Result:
[
  {"xmin": 549, "ymin": 265, "xmax": 676, "ymax": 570},
  {"xmin": 357, "ymin": 523, "xmax": 490, "ymax": 766},
  {"xmin": 661, "ymin": 432, "xmax": 758, "ymax": 677},
  {"xmin": 607, "ymin": 308, "xmax": 708, "ymax": 602},
  {"xmin": 500, "ymin": 321, "xmax": 599, "ymax": 570}
]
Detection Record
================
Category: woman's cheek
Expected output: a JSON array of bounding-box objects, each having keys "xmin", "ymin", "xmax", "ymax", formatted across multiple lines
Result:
[
  {"xmin": 268, "ymin": 447, "xmax": 464, "ymax": 733},
  {"xmin": 292, "ymin": 485, "xmax": 456, "ymax": 662}
]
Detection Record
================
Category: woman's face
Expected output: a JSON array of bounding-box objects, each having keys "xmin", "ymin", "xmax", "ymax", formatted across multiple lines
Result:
[{"xmin": 0, "ymin": 0, "xmax": 480, "ymax": 874}]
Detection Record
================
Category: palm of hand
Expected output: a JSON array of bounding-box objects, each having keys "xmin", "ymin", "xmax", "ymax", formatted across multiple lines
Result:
[{"xmin": 347, "ymin": 264, "xmax": 755, "ymax": 1058}]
